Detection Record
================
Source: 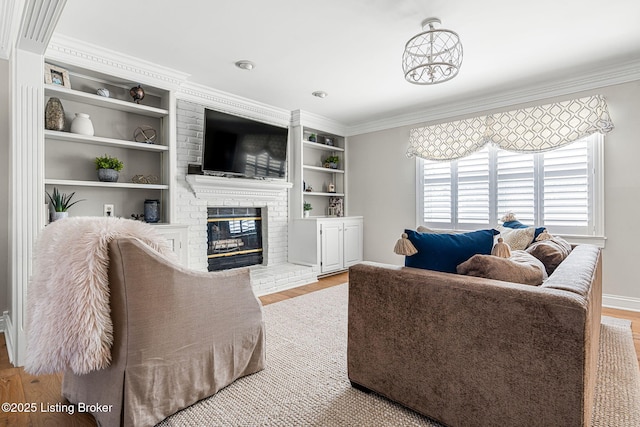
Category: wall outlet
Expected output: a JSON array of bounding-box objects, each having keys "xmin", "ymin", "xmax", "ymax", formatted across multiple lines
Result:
[{"xmin": 104, "ymin": 204, "xmax": 114, "ymax": 217}]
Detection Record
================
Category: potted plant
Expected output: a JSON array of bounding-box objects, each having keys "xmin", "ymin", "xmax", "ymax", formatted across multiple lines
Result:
[
  {"xmin": 95, "ymin": 154, "xmax": 124, "ymax": 182},
  {"xmin": 303, "ymin": 202, "xmax": 312, "ymax": 218},
  {"xmin": 46, "ymin": 187, "xmax": 85, "ymax": 222},
  {"xmin": 324, "ymin": 155, "xmax": 340, "ymax": 169},
  {"xmin": 308, "ymin": 133, "xmax": 317, "ymax": 142}
]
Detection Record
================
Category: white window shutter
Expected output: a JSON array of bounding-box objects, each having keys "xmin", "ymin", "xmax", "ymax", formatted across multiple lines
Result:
[
  {"xmin": 542, "ymin": 139, "xmax": 590, "ymax": 233},
  {"xmin": 457, "ymin": 148, "xmax": 490, "ymax": 225},
  {"xmin": 422, "ymin": 160, "xmax": 452, "ymax": 224}
]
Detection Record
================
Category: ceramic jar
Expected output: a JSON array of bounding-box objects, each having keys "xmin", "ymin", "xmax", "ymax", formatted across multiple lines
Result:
[
  {"xmin": 44, "ymin": 97, "xmax": 65, "ymax": 131},
  {"xmin": 70, "ymin": 113, "xmax": 95, "ymax": 136},
  {"xmin": 144, "ymin": 199, "xmax": 160, "ymax": 223}
]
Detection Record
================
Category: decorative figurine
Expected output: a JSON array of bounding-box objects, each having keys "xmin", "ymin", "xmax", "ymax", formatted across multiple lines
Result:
[
  {"xmin": 96, "ymin": 88, "xmax": 110, "ymax": 97},
  {"xmin": 129, "ymin": 85, "xmax": 145, "ymax": 104}
]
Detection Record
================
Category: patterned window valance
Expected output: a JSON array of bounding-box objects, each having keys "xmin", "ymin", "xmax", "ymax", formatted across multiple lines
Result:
[{"xmin": 408, "ymin": 95, "xmax": 614, "ymax": 160}]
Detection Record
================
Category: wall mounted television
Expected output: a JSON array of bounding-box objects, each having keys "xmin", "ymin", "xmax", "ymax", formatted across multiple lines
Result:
[{"xmin": 201, "ymin": 108, "xmax": 289, "ymax": 179}]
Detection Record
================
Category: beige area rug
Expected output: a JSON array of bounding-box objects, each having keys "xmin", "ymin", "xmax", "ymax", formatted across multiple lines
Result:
[{"xmin": 158, "ymin": 284, "xmax": 640, "ymax": 427}]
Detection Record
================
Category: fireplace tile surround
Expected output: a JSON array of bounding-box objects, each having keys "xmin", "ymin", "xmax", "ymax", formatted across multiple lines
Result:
[{"xmin": 175, "ymin": 100, "xmax": 318, "ymax": 295}]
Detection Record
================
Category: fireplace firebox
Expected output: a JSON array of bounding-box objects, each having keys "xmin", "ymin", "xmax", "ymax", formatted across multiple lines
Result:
[{"xmin": 207, "ymin": 207, "xmax": 263, "ymax": 271}]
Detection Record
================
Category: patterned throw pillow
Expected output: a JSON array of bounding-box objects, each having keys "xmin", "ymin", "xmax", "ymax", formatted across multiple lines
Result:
[{"xmin": 495, "ymin": 225, "xmax": 535, "ymax": 251}]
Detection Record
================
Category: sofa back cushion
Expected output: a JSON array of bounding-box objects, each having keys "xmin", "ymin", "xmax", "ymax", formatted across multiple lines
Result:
[{"xmin": 404, "ymin": 228, "xmax": 498, "ymax": 273}]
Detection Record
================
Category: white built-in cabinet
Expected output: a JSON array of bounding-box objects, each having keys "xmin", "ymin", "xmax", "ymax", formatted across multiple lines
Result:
[
  {"xmin": 42, "ymin": 60, "xmax": 175, "ymax": 224},
  {"xmin": 289, "ymin": 216, "xmax": 363, "ymax": 275},
  {"xmin": 319, "ymin": 217, "xmax": 364, "ymax": 274}
]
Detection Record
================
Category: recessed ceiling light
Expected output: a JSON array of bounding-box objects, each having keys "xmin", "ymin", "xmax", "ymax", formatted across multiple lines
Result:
[
  {"xmin": 235, "ymin": 60, "xmax": 255, "ymax": 71},
  {"xmin": 312, "ymin": 91, "xmax": 328, "ymax": 98}
]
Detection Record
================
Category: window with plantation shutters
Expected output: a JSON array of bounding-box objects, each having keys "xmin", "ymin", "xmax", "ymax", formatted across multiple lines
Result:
[{"xmin": 418, "ymin": 134, "xmax": 602, "ymax": 236}]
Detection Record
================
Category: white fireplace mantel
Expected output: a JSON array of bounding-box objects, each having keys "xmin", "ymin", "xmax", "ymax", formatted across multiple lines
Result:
[{"xmin": 185, "ymin": 175, "xmax": 293, "ymax": 201}]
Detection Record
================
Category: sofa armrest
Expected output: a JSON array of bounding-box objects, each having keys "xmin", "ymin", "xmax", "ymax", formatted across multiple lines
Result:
[{"xmin": 348, "ymin": 261, "xmax": 593, "ymax": 427}]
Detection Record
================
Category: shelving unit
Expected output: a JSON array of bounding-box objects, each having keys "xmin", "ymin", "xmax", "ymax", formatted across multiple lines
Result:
[
  {"xmin": 43, "ymin": 60, "xmax": 175, "ymax": 223},
  {"xmin": 288, "ymin": 112, "xmax": 364, "ymax": 275},
  {"xmin": 293, "ymin": 127, "xmax": 347, "ymax": 218}
]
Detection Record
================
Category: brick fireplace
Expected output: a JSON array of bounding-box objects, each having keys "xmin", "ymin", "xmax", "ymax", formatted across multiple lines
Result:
[{"xmin": 175, "ymin": 100, "xmax": 318, "ymax": 295}]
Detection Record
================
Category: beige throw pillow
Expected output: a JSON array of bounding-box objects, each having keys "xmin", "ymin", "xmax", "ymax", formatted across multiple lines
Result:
[
  {"xmin": 525, "ymin": 235, "xmax": 572, "ymax": 275},
  {"xmin": 495, "ymin": 225, "xmax": 535, "ymax": 251},
  {"xmin": 456, "ymin": 250, "xmax": 547, "ymax": 286}
]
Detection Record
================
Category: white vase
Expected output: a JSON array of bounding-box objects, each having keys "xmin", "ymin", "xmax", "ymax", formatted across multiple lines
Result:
[
  {"xmin": 303, "ymin": 211, "xmax": 310, "ymax": 218},
  {"xmin": 70, "ymin": 113, "xmax": 95, "ymax": 136}
]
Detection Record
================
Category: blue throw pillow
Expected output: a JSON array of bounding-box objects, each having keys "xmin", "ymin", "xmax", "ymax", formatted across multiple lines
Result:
[
  {"xmin": 404, "ymin": 228, "xmax": 499, "ymax": 273},
  {"xmin": 502, "ymin": 220, "xmax": 546, "ymax": 239}
]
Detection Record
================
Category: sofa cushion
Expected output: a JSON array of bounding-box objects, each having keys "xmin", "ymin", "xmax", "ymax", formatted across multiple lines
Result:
[
  {"xmin": 525, "ymin": 235, "xmax": 572, "ymax": 275},
  {"xmin": 404, "ymin": 228, "xmax": 498, "ymax": 273},
  {"xmin": 456, "ymin": 250, "xmax": 548, "ymax": 286}
]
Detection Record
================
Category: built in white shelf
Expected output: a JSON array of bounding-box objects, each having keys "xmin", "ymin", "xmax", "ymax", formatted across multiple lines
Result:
[
  {"xmin": 45, "ymin": 85, "xmax": 169, "ymax": 118},
  {"xmin": 304, "ymin": 191, "xmax": 345, "ymax": 197},
  {"xmin": 45, "ymin": 130, "xmax": 169, "ymax": 152},
  {"xmin": 45, "ymin": 179, "xmax": 168, "ymax": 190},
  {"xmin": 302, "ymin": 141, "xmax": 345, "ymax": 152},
  {"xmin": 303, "ymin": 165, "xmax": 345, "ymax": 174}
]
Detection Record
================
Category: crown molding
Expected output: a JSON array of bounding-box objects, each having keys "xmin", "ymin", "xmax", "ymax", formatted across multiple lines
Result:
[
  {"xmin": 346, "ymin": 57, "xmax": 640, "ymax": 136},
  {"xmin": 46, "ymin": 34, "xmax": 190, "ymax": 89},
  {"xmin": 178, "ymin": 81, "xmax": 291, "ymax": 128},
  {"xmin": 291, "ymin": 109, "xmax": 347, "ymax": 136},
  {"xmin": 0, "ymin": 0, "xmax": 23, "ymax": 60}
]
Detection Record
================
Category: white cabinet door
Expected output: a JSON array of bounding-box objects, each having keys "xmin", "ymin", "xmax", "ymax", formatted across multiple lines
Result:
[
  {"xmin": 320, "ymin": 222, "xmax": 343, "ymax": 274},
  {"xmin": 343, "ymin": 219, "xmax": 363, "ymax": 268}
]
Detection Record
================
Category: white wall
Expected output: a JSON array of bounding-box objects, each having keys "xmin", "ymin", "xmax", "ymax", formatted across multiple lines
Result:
[
  {"xmin": 0, "ymin": 58, "xmax": 9, "ymax": 315},
  {"xmin": 348, "ymin": 80, "xmax": 640, "ymax": 307}
]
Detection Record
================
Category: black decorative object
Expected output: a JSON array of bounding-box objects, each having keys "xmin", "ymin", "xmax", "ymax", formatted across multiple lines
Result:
[{"xmin": 129, "ymin": 85, "xmax": 145, "ymax": 104}]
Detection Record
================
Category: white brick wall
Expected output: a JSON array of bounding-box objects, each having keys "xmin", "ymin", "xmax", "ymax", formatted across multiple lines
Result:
[{"xmin": 175, "ymin": 100, "xmax": 316, "ymax": 294}]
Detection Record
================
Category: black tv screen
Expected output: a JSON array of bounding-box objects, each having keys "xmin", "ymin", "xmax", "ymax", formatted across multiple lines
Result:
[{"xmin": 202, "ymin": 109, "xmax": 288, "ymax": 179}]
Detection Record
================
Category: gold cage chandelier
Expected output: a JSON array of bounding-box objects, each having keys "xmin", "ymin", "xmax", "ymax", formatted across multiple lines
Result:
[{"xmin": 402, "ymin": 18, "xmax": 463, "ymax": 85}]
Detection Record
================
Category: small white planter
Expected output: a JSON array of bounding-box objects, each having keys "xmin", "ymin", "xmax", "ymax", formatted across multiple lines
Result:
[{"xmin": 50, "ymin": 211, "xmax": 68, "ymax": 222}]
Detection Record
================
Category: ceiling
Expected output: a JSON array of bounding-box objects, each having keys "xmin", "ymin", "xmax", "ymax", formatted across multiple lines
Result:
[{"xmin": 53, "ymin": 0, "xmax": 640, "ymax": 128}]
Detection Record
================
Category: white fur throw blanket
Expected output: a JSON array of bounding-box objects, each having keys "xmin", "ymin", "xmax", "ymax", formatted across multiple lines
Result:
[{"xmin": 25, "ymin": 217, "xmax": 175, "ymax": 375}]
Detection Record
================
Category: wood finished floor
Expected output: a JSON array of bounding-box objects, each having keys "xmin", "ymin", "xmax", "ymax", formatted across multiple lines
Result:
[{"xmin": 1, "ymin": 271, "xmax": 637, "ymax": 427}]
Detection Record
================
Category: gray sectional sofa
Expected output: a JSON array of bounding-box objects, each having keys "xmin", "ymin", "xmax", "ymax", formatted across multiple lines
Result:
[{"xmin": 348, "ymin": 244, "xmax": 602, "ymax": 427}]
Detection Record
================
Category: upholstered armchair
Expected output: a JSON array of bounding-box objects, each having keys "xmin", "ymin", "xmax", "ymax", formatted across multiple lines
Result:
[{"xmin": 61, "ymin": 237, "xmax": 266, "ymax": 426}]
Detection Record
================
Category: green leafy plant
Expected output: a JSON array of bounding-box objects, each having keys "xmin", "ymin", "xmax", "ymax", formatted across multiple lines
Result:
[
  {"xmin": 46, "ymin": 187, "xmax": 85, "ymax": 212},
  {"xmin": 303, "ymin": 202, "xmax": 313, "ymax": 211},
  {"xmin": 94, "ymin": 154, "xmax": 124, "ymax": 171},
  {"xmin": 324, "ymin": 155, "xmax": 340, "ymax": 164}
]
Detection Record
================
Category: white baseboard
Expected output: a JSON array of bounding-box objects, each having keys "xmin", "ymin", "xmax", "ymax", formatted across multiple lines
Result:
[
  {"xmin": 603, "ymin": 294, "xmax": 640, "ymax": 312},
  {"xmin": 3, "ymin": 311, "xmax": 15, "ymax": 365}
]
